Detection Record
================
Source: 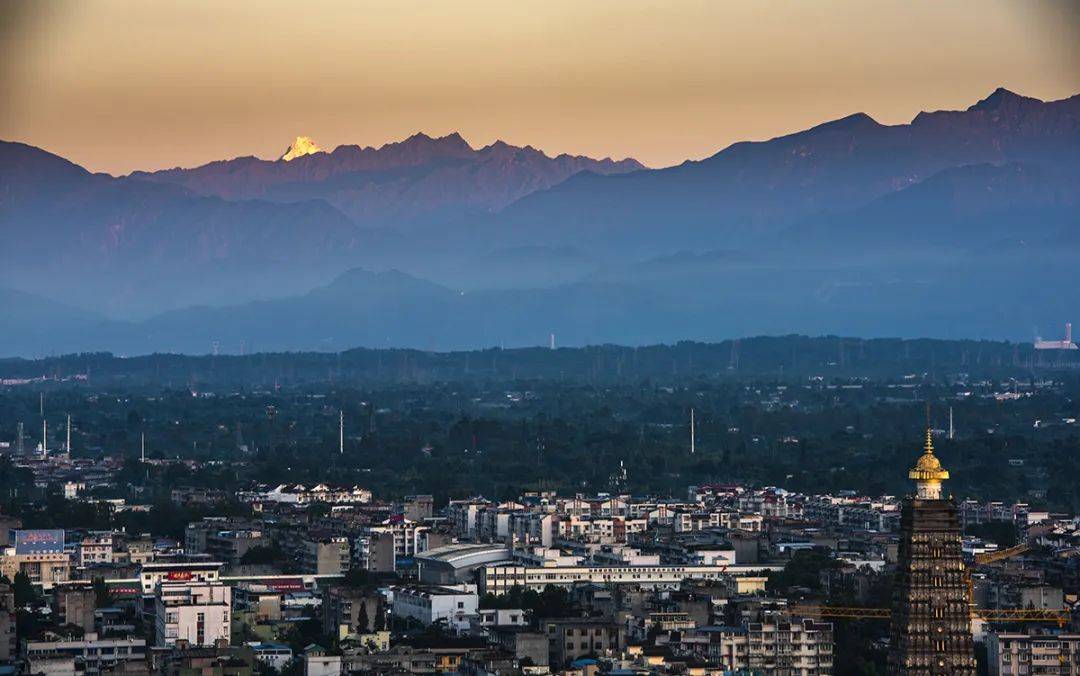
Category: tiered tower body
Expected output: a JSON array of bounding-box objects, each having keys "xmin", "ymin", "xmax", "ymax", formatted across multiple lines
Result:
[{"xmin": 888, "ymin": 430, "xmax": 976, "ymax": 675}]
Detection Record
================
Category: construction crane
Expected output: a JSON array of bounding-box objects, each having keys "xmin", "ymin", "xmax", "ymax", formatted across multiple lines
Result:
[
  {"xmin": 973, "ymin": 543, "xmax": 1029, "ymax": 566},
  {"xmin": 793, "ymin": 542, "xmax": 1067, "ymax": 628},
  {"xmin": 790, "ymin": 604, "xmax": 1069, "ymax": 626}
]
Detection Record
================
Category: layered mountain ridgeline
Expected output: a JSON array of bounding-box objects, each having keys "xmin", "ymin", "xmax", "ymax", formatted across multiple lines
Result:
[
  {"xmin": 0, "ymin": 134, "xmax": 642, "ymax": 316},
  {"xmin": 1, "ymin": 88, "xmax": 1078, "ymax": 353},
  {"xmin": 484, "ymin": 88, "xmax": 1080, "ymax": 256},
  {"xmin": 3, "ymin": 248, "xmax": 1078, "ymax": 357},
  {"xmin": 131, "ymin": 132, "xmax": 645, "ymax": 227}
]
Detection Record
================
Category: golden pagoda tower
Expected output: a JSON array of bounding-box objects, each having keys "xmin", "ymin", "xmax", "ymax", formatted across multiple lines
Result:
[
  {"xmin": 910, "ymin": 428, "xmax": 950, "ymax": 500},
  {"xmin": 888, "ymin": 428, "xmax": 976, "ymax": 675}
]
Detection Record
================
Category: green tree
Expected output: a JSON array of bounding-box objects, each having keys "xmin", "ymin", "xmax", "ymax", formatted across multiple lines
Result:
[
  {"xmin": 358, "ymin": 600, "xmax": 370, "ymax": 633},
  {"xmin": 13, "ymin": 571, "xmax": 37, "ymax": 606},
  {"xmin": 92, "ymin": 576, "xmax": 113, "ymax": 608},
  {"xmin": 240, "ymin": 545, "xmax": 280, "ymax": 566},
  {"xmin": 374, "ymin": 599, "xmax": 386, "ymax": 631}
]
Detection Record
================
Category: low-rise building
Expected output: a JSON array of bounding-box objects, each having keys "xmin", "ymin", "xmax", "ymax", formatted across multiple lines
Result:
[
  {"xmin": 322, "ymin": 586, "xmax": 381, "ymax": 640},
  {"xmin": 23, "ymin": 634, "xmax": 147, "ymax": 676},
  {"xmin": 302, "ymin": 536, "xmax": 350, "ymax": 576},
  {"xmin": 52, "ymin": 585, "xmax": 97, "ymax": 633},
  {"xmin": 477, "ymin": 561, "xmax": 780, "ymax": 596},
  {"xmin": 76, "ymin": 532, "xmax": 114, "ymax": 568},
  {"xmin": 244, "ymin": 642, "xmax": 293, "ymax": 671},
  {"xmin": 391, "ymin": 585, "xmax": 478, "ymax": 630},
  {"xmin": 154, "ymin": 582, "xmax": 231, "ymax": 647},
  {"xmin": 542, "ymin": 618, "xmax": 624, "ymax": 667},
  {"xmin": 987, "ymin": 632, "xmax": 1080, "ymax": 676}
]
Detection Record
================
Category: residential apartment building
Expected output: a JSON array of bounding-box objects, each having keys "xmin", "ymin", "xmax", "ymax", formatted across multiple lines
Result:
[
  {"xmin": 542, "ymin": 618, "xmax": 624, "ymax": 667},
  {"xmin": 154, "ymin": 582, "xmax": 232, "ymax": 647},
  {"xmin": 23, "ymin": 635, "xmax": 147, "ymax": 675},
  {"xmin": 206, "ymin": 529, "xmax": 266, "ymax": 566},
  {"xmin": 684, "ymin": 616, "xmax": 833, "ymax": 675},
  {"xmin": 987, "ymin": 632, "xmax": 1080, "ymax": 676},
  {"xmin": 323, "ymin": 586, "xmax": 381, "ymax": 640},
  {"xmin": 354, "ymin": 517, "xmax": 428, "ymax": 571},
  {"xmin": 391, "ymin": 585, "xmax": 478, "ymax": 630},
  {"xmin": 76, "ymin": 532, "xmax": 114, "ymax": 568},
  {"xmin": 52, "ymin": 585, "xmax": 97, "ymax": 632},
  {"xmin": 302, "ymin": 536, "xmax": 350, "ymax": 575}
]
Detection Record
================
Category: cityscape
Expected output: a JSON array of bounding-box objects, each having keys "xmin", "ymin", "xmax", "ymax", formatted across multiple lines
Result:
[{"xmin": 2, "ymin": 2, "xmax": 1080, "ymax": 675}]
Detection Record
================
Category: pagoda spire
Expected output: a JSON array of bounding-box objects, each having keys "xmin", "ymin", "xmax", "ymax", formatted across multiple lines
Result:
[{"xmin": 909, "ymin": 427, "xmax": 949, "ymax": 500}]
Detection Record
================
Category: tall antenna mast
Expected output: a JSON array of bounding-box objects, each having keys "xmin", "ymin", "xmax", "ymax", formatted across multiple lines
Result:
[
  {"xmin": 66, "ymin": 414, "xmax": 72, "ymax": 455},
  {"xmin": 16, "ymin": 422, "xmax": 24, "ymax": 455},
  {"xmin": 690, "ymin": 408, "xmax": 696, "ymax": 455},
  {"xmin": 141, "ymin": 432, "xmax": 146, "ymax": 463},
  {"xmin": 948, "ymin": 407, "xmax": 954, "ymax": 440},
  {"xmin": 42, "ymin": 419, "xmax": 48, "ymax": 458},
  {"xmin": 339, "ymin": 410, "xmax": 344, "ymax": 454}
]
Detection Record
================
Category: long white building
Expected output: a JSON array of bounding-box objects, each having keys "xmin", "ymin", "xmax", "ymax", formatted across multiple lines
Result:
[{"xmin": 477, "ymin": 561, "xmax": 780, "ymax": 596}]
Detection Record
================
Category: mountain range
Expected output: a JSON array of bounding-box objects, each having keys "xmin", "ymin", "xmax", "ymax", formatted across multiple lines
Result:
[{"xmin": 1, "ymin": 88, "xmax": 1078, "ymax": 356}]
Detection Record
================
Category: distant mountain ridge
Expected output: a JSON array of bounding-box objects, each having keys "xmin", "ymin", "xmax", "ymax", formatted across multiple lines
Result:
[
  {"xmin": 2, "ymin": 88, "xmax": 1078, "ymax": 353},
  {"xmin": 132, "ymin": 132, "xmax": 645, "ymax": 227},
  {"xmin": 485, "ymin": 88, "xmax": 1080, "ymax": 255}
]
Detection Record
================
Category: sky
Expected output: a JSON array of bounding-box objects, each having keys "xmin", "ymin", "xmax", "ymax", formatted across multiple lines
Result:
[{"xmin": 2, "ymin": 0, "xmax": 1078, "ymax": 175}]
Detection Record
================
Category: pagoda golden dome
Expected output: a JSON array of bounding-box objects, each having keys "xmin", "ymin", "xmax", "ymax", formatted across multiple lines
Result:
[{"xmin": 908, "ymin": 428, "xmax": 949, "ymax": 482}]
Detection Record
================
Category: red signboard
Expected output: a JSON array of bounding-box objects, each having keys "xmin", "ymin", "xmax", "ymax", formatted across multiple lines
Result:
[
  {"xmin": 166, "ymin": 571, "xmax": 194, "ymax": 581},
  {"xmin": 265, "ymin": 578, "xmax": 305, "ymax": 592}
]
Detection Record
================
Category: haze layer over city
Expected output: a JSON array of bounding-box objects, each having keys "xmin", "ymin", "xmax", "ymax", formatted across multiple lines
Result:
[{"xmin": 1, "ymin": 2, "xmax": 1079, "ymax": 675}]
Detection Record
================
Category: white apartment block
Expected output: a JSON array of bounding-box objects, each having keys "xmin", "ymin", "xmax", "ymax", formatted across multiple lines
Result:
[
  {"xmin": 77, "ymin": 533, "xmax": 114, "ymax": 568},
  {"xmin": 355, "ymin": 518, "xmax": 429, "ymax": 568},
  {"xmin": 987, "ymin": 632, "xmax": 1080, "ymax": 676},
  {"xmin": 686, "ymin": 616, "xmax": 833, "ymax": 676},
  {"xmin": 155, "ymin": 582, "xmax": 231, "ymax": 647},
  {"xmin": 673, "ymin": 510, "xmax": 762, "ymax": 533},
  {"xmin": 390, "ymin": 585, "xmax": 478, "ymax": 630},
  {"xmin": 23, "ymin": 635, "xmax": 147, "ymax": 676},
  {"xmin": 259, "ymin": 483, "xmax": 372, "ymax": 505}
]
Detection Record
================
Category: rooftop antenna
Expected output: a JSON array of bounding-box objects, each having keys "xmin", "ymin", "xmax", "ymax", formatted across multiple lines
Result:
[
  {"xmin": 339, "ymin": 410, "xmax": 344, "ymax": 454},
  {"xmin": 41, "ymin": 419, "xmax": 47, "ymax": 458},
  {"xmin": 690, "ymin": 408, "xmax": 696, "ymax": 455},
  {"xmin": 66, "ymin": 414, "xmax": 72, "ymax": 455},
  {"xmin": 141, "ymin": 432, "xmax": 146, "ymax": 463},
  {"xmin": 948, "ymin": 407, "xmax": 954, "ymax": 440}
]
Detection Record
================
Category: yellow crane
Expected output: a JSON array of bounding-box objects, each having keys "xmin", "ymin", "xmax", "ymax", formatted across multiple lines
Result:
[
  {"xmin": 973, "ymin": 543, "xmax": 1029, "ymax": 566},
  {"xmin": 792, "ymin": 543, "xmax": 1069, "ymax": 627},
  {"xmin": 790, "ymin": 604, "xmax": 1068, "ymax": 626}
]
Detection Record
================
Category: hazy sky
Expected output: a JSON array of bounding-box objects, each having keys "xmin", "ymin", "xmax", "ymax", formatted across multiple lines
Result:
[{"xmin": 2, "ymin": 0, "xmax": 1078, "ymax": 174}]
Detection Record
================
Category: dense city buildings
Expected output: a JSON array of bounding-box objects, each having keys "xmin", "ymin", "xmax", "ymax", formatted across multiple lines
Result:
[{"xmin": 1, "ymin": 361, "xmax": 1079, "ymax": 674}]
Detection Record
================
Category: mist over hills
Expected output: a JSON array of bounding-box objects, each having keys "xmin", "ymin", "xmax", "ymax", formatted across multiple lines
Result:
[{"xmin": 1, "ymin": 88, "xmax": 1078, "ymax": 357}]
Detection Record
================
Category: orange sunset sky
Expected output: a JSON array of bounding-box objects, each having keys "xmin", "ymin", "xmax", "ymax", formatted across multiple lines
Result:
[{"xmin": 2, "ymin": 0, "xmax": 1078, "ymax": 175}]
